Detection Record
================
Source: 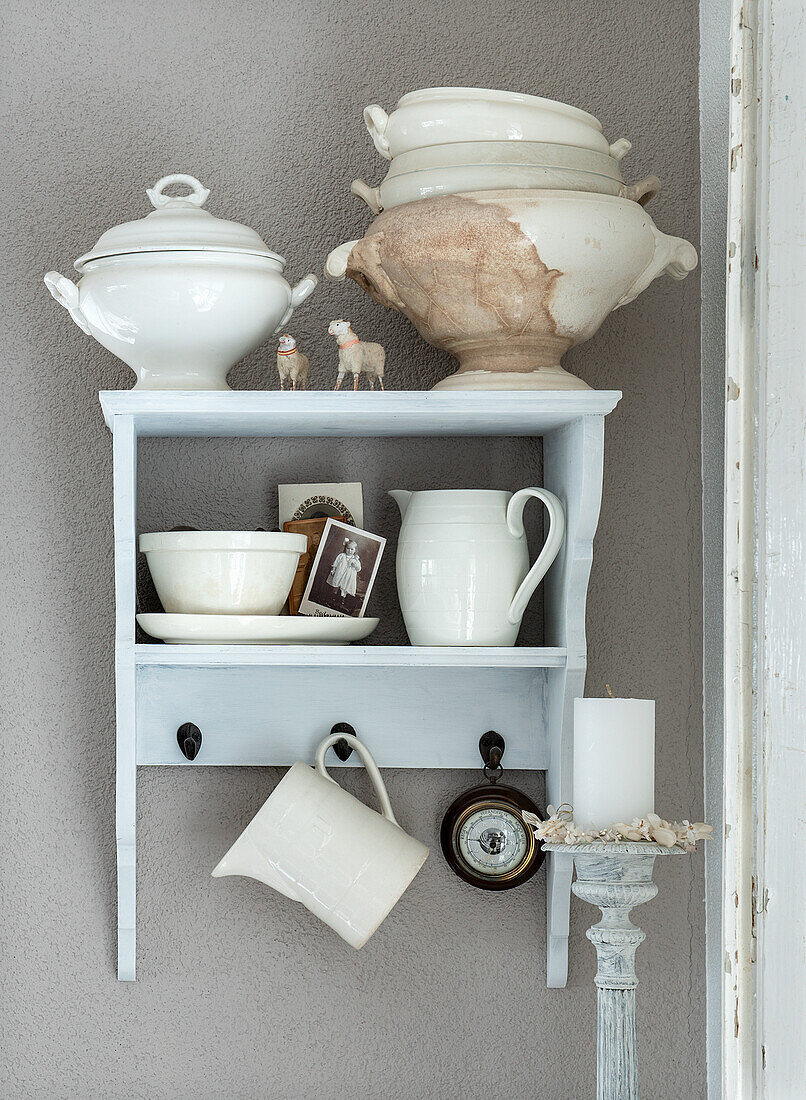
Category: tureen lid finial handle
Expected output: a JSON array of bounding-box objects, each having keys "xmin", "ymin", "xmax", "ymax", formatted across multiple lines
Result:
[{"xmin": 146, "ymin": 174, "xmax": 211, "ymax": 210}]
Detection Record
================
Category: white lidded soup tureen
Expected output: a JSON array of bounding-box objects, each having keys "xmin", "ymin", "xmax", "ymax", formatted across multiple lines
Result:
[{"xmin": 45, "ymin": 174, "xmax": 318, "ymax": 390}]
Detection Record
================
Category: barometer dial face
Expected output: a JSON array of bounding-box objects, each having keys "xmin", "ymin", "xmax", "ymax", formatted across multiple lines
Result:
[
  {"xmin": 455, "ymin": 803, "xmax": 530, "ymax": 877},
  {"xmin": 441, "ymin": 784, "xmax": 545, "ymax": 890}
]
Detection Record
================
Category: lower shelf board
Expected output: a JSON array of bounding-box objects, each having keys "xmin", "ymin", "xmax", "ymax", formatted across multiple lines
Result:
[{"xmin": 133, "ymin": 643, "xmax": 567, "ymax": 669}]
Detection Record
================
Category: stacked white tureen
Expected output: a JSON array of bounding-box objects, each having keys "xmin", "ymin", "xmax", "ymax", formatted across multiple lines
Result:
[
  {"xmin": 351, "ymin": 87, "xmax": 661, "ymax": 213},
  {"xmin": 327, "ymin": 87, "xmax": 698, "ymax": 390}
]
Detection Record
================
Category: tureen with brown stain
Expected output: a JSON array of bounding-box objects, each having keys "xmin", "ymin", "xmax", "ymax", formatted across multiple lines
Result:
[{"xmin": 326, "ymin": 189, "xmax": 697, "ymax": 390}]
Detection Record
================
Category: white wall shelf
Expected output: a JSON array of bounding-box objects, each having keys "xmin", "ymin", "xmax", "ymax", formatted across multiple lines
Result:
[
  {"xmin": 102, "ymin": 388, "xmax": 621, "ymax": 984},
  {"xmin": 100, "ymin": 389, "xmax": 621, "ymax": 437}
]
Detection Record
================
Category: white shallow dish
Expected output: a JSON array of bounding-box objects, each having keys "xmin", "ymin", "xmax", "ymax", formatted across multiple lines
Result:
[{"xmin": 137, "ymin": 613, "xmax": 380, "ymax": 645}]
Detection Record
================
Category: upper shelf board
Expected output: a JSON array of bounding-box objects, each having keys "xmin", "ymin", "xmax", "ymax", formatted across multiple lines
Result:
[{"xmin": 100, "ymin": 390, "xmax": 622, "ymax": 438}]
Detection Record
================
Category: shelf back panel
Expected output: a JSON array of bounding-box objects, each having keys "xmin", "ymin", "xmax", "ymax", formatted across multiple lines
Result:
[{"xmin": 136, "ymin": 664, "xmax": 550, "ymax": 768}]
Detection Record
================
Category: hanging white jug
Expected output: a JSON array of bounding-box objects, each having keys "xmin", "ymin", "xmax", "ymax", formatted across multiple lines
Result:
[
  {"xmin": 212, "ymin": 732, "xmax": 428, "ymax": 949},
  {"xmin": 390, "ymin": 487, "xmax": 565, "ymax": 646}
]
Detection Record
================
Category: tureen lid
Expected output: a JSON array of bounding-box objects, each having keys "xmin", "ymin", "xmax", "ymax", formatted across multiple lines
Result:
[{"xmin": 74, "ymin": 174, "xmax": 285, "ymax": 271}]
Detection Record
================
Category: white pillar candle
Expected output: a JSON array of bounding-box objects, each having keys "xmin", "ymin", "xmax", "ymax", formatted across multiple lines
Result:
[{"xmin": 573, "ymin": 698, "xmax": 655, "ymax": 830}]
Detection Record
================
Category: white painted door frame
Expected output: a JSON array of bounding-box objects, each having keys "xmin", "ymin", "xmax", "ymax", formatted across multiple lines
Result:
[{"xmin": 722, "ymin": 0, "xmax": 806, "ymax": 1095}]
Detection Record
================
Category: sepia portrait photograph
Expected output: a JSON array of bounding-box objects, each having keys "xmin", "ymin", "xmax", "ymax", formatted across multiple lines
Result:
[{"xmin": 298, "ymin": 519, "xmax": 385, "ymax": 618}]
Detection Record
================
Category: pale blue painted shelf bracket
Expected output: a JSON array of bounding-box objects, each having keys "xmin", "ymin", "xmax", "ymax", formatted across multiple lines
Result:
[
  {"xmin": 112, "ymin": 414, "xmax": 137, "ymax": 981},
  {"xmin": 102, "ymin": 389, "xmax": 621, "ymax": 984}
]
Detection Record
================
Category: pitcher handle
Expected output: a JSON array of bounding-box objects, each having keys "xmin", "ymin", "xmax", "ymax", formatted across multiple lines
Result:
[
  {"xmin": 506, "ymin": 488, "xmax": 566, "ymax": 626},
  {"xmin": 315, "ymin": 733, "xmax": 399, "ymax": 826}
]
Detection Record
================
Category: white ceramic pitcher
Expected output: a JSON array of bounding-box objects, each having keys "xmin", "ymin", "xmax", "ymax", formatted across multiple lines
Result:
[
  {"xmin": 390, "ymin": 488, "xmax": 565, "ymax": 646},
  {"xmin": 212, "ymin": 733, "xmax": 428, "ymax": 949}
]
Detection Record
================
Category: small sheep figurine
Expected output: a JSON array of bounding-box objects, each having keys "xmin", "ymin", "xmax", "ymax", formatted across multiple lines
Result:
[
  {"xmin": 328, "ymin": 320, "xmax": 385, "ymax": 391},
  {"xmin": 276, "ymin": 335, "xmax": 310, "ymax": 390}
]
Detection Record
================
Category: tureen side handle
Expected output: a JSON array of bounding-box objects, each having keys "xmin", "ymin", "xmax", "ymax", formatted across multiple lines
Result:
[
  {"xmin": 272, "ymin": 273, "xmax": 318, "ymax": 334},
  {"xmin": 328, "ymin": 235, "xmax": 406, "ymax": 312},
  {"xmin": 324, "ymin": 241, "xmax": 360, "ymax": 282},
  {"xmin": 351, "ymin": 179, "xmax": 383, "ymax": 214},
  {"xmin": 609, "ymin": 138, "xmax": 632, "ymax": 161},
  {"xmin": 620, "ymin": 174, "xmax": 662, "ymax": 207},
  {"xmin": 44, "ymin": 271, "xmax": 92, "ymax": 335},
  {"xmin": 290, "ymin": 273, "xmax": 318, "ymax": 308},
  {"xmin": 615, "ymin": 227, "xmax": 699, "ymax": 309},
  {"xmin": 363, "ymin": 104, "xmax": 392, "ymax": 161}
]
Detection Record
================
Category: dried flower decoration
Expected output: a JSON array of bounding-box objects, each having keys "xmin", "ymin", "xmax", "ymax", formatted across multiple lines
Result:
[{"xmin": 522, "ymin": 805, "xmax": 713, "ymax": 853}]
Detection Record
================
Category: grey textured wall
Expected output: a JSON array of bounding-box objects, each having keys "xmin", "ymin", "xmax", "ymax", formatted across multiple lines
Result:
[{"xmin": 0, "ymin": 1, "xmax": 704, "ymax": 1097}]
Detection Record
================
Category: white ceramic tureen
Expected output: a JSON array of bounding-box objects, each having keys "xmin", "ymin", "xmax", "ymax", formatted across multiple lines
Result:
[
  {"xmin": 351, "ymin": 140, "xmax": 660, "ymax": 213},
  {"xmin": 326, "ymin": 189, "xmax": 698, "ymax": 390},
  {"xmin": 363, "ymin": 88, "xmax": 629, "ymax": 160},
  {"xmin": 45, "ymin": 174, "xmax": 318, "ymax": 390}
]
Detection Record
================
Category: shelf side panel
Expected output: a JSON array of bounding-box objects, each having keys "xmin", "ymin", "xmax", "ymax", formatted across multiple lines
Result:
[
  {"xmin": 542, "ymin": 414, "xmax": 608, "ymax": 988},
  {"xmin": 542, "ymin": 414, "xmax": 606, "ymax": 802},
  {"xmin": 136, "ymin": 665, "xmax": 550, "ymax": 768},
  {"xmin": 113, "ymin": 415, "xmax": 138, "ymax": 982}
]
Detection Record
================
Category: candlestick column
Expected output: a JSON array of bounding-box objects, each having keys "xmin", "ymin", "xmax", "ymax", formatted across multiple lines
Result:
[{"xmin": 544, "ymin": 843, "xmax": 684, "ymax": 1100}]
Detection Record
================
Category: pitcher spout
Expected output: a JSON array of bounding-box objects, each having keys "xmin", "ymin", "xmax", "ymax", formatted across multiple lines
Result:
[
  {"xmin": 388, "ymin": 489, "xmax": 412, "ymax": 518},
  {"xmin": 212, "ymin": 831, "xmax": 299, "ymax": 902}
]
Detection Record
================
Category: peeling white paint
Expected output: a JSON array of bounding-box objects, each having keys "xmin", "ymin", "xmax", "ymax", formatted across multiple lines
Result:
[{"xmin": 722, "ymin": 0, "xmax": 806, "ymax": 1096}]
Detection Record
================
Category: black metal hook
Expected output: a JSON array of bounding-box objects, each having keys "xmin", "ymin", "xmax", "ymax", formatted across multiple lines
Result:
[
  {"xmin": 177, "ymin": 722, "xmax": 202, "ymax": 761},
  {"xmin": 330, "ymin": 722, "xmax": 357, "ymax": 761},
  {"xmin": 479, "ymin": 730, "xmax": 505, "ymax": 781}
]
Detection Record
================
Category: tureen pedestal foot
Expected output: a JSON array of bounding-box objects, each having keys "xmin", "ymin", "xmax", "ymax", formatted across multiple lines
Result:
[
  {"xmin": 431, "ymin": 333, "xmax": 590, "ymax": 390},
  {"xmin": 432, "ymin": 365, "xmax": 591, "ymax": 391},
  {"xmin": 543, "ymin": 842, "xmax": 685, "ymax": 1100},
  {"xmin": 131, "ymin": 369, "xmax": 232, "ymax": 391}
]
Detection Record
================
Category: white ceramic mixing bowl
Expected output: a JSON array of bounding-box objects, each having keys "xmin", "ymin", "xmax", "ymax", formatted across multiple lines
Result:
[{"xmin": 140, "ymin": 531, "xmax": 307, "ymax": 615}]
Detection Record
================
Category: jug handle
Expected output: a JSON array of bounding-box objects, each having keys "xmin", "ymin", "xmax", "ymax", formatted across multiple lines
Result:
[
  {"xmin": 506, "ymin": 488, "xmax": 566, "ymax": 626},
  {"xmin": 315, "ymin": 733, "xmax": 399, "ymax": 826}
]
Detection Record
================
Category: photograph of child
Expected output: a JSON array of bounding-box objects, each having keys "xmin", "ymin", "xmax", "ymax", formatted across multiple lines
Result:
[
  {"xmin": 298, "ymin": 519, "xmax": 386, "ymax": 618},
  {"xmin": 327, "ymin": 537, "xmax": 361, "ymax": 606}
]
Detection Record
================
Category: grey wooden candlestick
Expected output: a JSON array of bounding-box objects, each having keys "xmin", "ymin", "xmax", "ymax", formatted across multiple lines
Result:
[{"xmin": 544, "ymin": 842, "xmax": 685, "ymax": 1100}]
